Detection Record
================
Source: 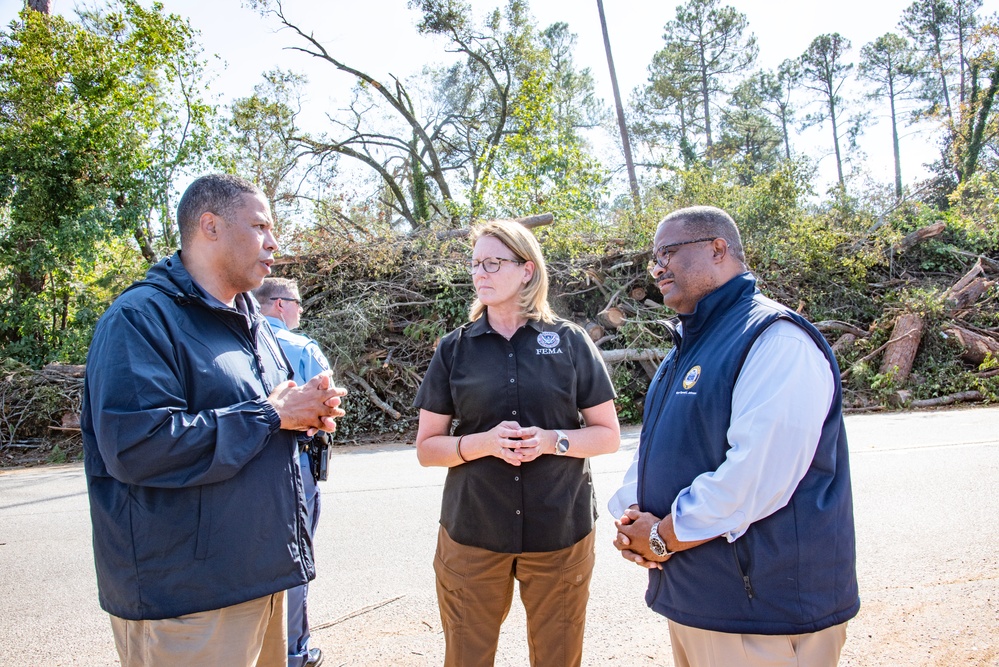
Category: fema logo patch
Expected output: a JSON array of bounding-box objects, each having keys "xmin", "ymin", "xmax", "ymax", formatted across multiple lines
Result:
[
  {"xmin": 682, "ymin": 365, "xmax": 701, "ymax": 389},
  {"xmin": 537, "ymin": 331, "xmax": 561, "ymax": 348}
]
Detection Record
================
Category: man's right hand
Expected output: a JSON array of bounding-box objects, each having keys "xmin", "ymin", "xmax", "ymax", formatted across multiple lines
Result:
[{"xmin": 267, "ymin": 372, "xmax": 347, "ymax": 435}]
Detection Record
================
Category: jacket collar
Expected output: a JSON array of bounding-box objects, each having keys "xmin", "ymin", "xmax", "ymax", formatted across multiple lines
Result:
[{"xmin": 138, "ymin": 252, "xmax": 262, "ymax": 320}]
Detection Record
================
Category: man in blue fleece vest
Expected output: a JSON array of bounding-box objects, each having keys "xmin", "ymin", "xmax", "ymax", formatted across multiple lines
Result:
[{"xmin": 611, "ymin": 206, "xmax": 859, "ymax": 666}]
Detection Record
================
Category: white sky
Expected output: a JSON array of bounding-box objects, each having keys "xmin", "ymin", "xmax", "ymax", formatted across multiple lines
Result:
[{"xmin": 4, "ymin": 0, "xmax": 996, "ymax": 196}]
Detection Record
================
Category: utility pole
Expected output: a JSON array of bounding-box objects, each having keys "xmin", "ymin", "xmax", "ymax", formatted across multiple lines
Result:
[{"xmin": 596, "ymin": 0, "xmax": 641, "ymax": 213}]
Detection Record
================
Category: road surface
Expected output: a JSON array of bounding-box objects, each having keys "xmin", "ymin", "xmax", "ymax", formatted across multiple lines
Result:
[{"xmin": 1, "ymin": 407, "xmax": 997, "ymax": 665}]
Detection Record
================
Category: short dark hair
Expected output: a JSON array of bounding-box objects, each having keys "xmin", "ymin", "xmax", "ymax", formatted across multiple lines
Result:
[
  {"xmin": 252, "ymin": 277, "xmax": 300, "ymax": 303},
  {"xmin": 176, "ymin": 174, "xmax": 261, "ymax": 248},
  {"xmin": 661, "ymin": 205, "xmax": 747, "ymax": 265}
]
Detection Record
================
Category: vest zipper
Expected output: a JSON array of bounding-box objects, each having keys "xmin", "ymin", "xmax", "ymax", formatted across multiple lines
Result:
[
  {"xmin": 639, "ymin": 325, "xmax": 683, "ymax": 509},
  {"xmin": 731, "ymin": 543, "xmax": 755, "ymax": 600}
]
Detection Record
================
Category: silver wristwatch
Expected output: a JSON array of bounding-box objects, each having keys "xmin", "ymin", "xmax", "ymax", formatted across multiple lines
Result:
[
  {"xmin": 554, "ymin": 429, "xmax": 570, "ymax": 456},
  {"xmin": 649, "ymin": 520, "xmax": 673, "ymax": 558}
]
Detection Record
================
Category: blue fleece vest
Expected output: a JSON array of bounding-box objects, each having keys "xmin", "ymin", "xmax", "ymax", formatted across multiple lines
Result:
[{"xmin": 637, "ymin": 273, "xmax": 860, "ymax": 634}]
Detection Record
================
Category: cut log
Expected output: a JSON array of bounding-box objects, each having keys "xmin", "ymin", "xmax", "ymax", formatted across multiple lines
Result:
[
  {"xmin": 813, "ymin": 320, "xmax": 869, "ymax": 337},
  {"xmin": 944, "ymin": 326, "xmax": 999, "ymax": 366},
  {"xmin": 432, "ymin": 212, "xmax": 553, "ymax": 239},
  {"xmin": 944, "ymin": 258, "xmax": 988, "ymax": 310},
  {"xmin": 946, "ymin": 277, "xmax": 990, "ymax": 311},
  {"xmin": 879, "ymin": 313, "xmax": 924, "ymax": 383},
  {"xmin": 638, "ymin": 358, "xmax": 659, "ymax": 380},
  {"xmin": 910, "ymin": 390, "xmax": 982, "ymax": 408},
  {"xmin": 600, "ymin": 348, "xmax": 668, "ymax": 363},
  {"xmin": 597, "ymin": 307, "xmax": 626, "ymax": 329},
  {"xmin": 894, "ymin": 221, "xmax": 946, "ymax": 252},
  {"xmin": 831, "ymin": 333, "xmax": 857, "ymax": 355},
  {"xmin": 41, "ymin": 363, "xmax": 86, "ymax": 378},
  {"xmin": 946, "ymin": 257, "xmax": 984, "ymax": 294},
  {"xmin": 629, "ymin": 286, "xmax": 647, "ymax": 301},
  {"xmin": 584, "ymin": 321, "xmax": 605, "ymax": 343}
]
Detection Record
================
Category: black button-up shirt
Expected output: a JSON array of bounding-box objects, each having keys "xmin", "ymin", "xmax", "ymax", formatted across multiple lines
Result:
[{"xmin": 414, "ymin": 316, "xmax": 616, "ymax": 553}]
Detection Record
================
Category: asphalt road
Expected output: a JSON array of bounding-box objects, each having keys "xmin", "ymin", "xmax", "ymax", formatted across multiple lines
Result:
[{"xmin": 1, "ymin": 407, "xmax": 997, "ymax": 666}]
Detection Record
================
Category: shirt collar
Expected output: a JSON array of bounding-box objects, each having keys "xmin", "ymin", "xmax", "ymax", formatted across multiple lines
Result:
[
  {"xmin": 467, "ymin": 314, "xmax": 546, "ymax": 337},
  {"xmin": 264, "ymin": 315, "xmax": 289, "ymax": 332}
]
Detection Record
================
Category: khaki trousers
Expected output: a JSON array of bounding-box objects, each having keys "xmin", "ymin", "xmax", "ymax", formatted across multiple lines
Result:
[
  {"xmin": 668, "ymin": 619, "xmax": 848, "ymax": 667},
  {"xmin": 110, "ymin": 591, "xmax": 287, "ymax": 667},
  {"xmin": 434, "ymin": 526, "xmax": 595, "ymax": 667}
]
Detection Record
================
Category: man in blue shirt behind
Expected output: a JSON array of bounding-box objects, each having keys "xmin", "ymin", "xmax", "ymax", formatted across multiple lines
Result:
[{"xmin": 255, "ymin": 277, "xmax": 334, "ymax": 667}]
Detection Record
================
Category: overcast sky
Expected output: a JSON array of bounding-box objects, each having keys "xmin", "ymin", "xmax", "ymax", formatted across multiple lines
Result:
[{"xmin": 4, "ymin": 0, "xmax": 986, "ymax": 195}]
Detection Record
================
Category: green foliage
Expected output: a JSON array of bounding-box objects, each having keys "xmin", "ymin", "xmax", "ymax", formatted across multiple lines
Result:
[
  {"xmin": 0, "ymin": 1, "xmax": 212, "ymax": 366},
  {"xmin": 481, "ymin": 70, "xmax": 609, "ymax": 225}
]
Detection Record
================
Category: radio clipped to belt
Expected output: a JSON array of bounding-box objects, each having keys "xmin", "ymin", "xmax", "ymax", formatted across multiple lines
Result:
[{"xmin": 302, "ymin": 431, "xmax": 331, "ymax": 482}]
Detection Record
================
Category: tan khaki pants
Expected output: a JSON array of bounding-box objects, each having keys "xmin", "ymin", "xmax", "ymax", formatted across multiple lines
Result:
[
  {"xmin": 668, "ymin": 619, "xmax": 848, "ymax": 667},
  {"xmin": 110, "ymin": 591, "xmax": 287, "ymax": 667},
  {"xmin": 434, "ymin": 526, "xmax": 595, "ymax": 667}
]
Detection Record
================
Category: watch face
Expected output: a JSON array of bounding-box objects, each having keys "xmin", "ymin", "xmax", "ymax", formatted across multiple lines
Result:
[
  {"xmin": 557, "ymin": 438, "xmax": 569, "ymax": 453},
  {"xmin": 649, "ymin": 537, "xmax": 666, "ymax": 557}
]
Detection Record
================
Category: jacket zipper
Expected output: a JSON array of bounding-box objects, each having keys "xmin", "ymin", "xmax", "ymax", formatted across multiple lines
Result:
[{"xmin": 731, "ymin": 543, "xmax": 755, "ymax": 600}]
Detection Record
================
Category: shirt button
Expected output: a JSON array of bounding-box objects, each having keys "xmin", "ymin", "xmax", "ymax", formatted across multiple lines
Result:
[
  {"xmin": 510, "ymin": 378, "xmax": 515, "ymax": 383},
  {"xmin": 508, "ymin": 353, "xmax": 513, "ymax": 358},
  {"xmin": 514, "ymin": 476, "xmax": 520, "ymax": 481},
  {"xmin": 516, "ymin": 510, "xmax": 521, "ymax": 515},
  {"xmin": 512, "ymin": 410, "xmax": 517, "ymax": 415}
]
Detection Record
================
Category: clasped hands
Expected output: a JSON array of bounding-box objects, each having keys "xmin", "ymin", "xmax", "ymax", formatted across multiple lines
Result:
[
  {"xmin": 613, "ymin": 506, "xmax": 669, "ymax": 570},
  {"xmin": 267, "ymin": 371, "xmax": 347, "ymax": 436},
  {"xmin": 487, "ymin": 420, "xmax": 549, "ymax": 467}
]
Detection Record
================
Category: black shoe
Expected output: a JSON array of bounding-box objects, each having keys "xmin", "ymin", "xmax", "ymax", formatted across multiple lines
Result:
[{"xmin": 305, "ymin": 647, "xmax": 324, "ymax": 667}]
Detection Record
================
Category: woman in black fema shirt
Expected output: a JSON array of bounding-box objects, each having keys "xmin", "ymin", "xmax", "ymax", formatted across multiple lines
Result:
[{"xmin": 414, "ymin": 219, "xmax": 620, "ymax": 667}]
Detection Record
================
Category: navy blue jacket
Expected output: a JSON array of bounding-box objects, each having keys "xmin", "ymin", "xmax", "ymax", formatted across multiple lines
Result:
[
  {"xmin": 81, "ymin": 253, "xmax": 314, "ymax": 620},
  {"xmin": 638, "ymin": 273, "xmax": 860, "ymax": 634}
]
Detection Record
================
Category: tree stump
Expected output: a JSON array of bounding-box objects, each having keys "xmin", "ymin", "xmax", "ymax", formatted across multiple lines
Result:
[
  {"xmin": 597, "ymin": 307, "xmax": 626, "ymax": 329},
  {"xmin": 629, "ymin": 286, "xmax": 647, "ymax": 301},
  {"xmin": 584, "ymin": 321, "xmax": 605, "ymax": 343},
  {"xmin": 879, "ymin": 314, "xmax": 924, "ymax": 383}
]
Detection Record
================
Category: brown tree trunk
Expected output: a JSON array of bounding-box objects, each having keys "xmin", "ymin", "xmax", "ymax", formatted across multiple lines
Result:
[
  {"xmin": 27, "ymin": 0, "xmax": 52, "ymax": 13},
  {"xmin": 879, "ymin": 314, "xmax": 924, "ymax": 383},
  {"xmin": 944, "ymin": 258, "xmax": 989, "ymax": 310},
  {"xmin": 894, "ymin": 222, "xmax": 946, "ymax": 253},
  {"xmin": 944, "ymin": 325, "xmax": 999, "ymax": 366}
]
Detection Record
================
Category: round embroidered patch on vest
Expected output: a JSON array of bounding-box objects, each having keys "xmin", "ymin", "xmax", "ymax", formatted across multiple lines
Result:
[
  {"xmin": 682, "ymin": 365, "xmax": 701, "ymax": 389},
  {"xmin": 537, "ymin": 331, "xmax": 560, "ymax": 348}
]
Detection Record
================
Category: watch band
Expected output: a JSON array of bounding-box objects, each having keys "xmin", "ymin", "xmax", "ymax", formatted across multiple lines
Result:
[{"xmin": 649, "ymin": 520, "xmax": 672, "ymax": 558}]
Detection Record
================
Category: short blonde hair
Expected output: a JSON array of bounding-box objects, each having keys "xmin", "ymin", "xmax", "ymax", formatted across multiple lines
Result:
[{"xmin": 468, "ymin": 220, "xmax": 556, "ymax": 324}]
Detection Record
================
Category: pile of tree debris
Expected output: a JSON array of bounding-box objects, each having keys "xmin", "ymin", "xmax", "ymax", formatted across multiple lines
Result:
[{"xmin": 2, "ymin": 219, "xmax": 997, "ymax": 468}]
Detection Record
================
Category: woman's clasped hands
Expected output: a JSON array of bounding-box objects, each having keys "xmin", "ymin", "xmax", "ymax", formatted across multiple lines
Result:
[{"xmin": 487, "ymin": 420, "xmax": 547, "ymax": 466}]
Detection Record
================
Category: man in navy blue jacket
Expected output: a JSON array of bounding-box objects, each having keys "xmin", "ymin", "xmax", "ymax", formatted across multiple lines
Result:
[
  {"xmin": 81, "ymin": 174, "xmax": 347, "ymax": 666},
  {"xmin": 611, "ymin": 206, "xmax": 859, "ymax": 667}
]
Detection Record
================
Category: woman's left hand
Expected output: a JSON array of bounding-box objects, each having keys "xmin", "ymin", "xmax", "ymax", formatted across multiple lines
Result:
[{"xmin": 507, "ymin": 426, "xmax": 548, "ymax": 463}]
